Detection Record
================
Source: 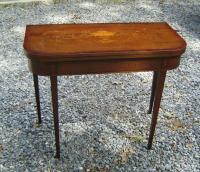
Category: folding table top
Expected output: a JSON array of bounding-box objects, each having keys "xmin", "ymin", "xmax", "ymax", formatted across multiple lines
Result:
[{"xmin": 24, "ymin": 22, "xmax": 186, "ymax": 62}]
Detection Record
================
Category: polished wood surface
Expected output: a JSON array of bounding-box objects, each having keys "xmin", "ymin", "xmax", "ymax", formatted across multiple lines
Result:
[
  {"xmin": 28, "ymin": 57, "xmax": 180, "ymax": 76},
  {"xmin": 24, "ymin": 22, "xmax": 186, "ymax": 62},
  {"xmin": 23, "ymin": 22, "xmax": 186, "ymax": 158}
]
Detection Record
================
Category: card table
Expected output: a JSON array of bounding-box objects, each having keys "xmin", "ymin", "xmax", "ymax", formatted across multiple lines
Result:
[{"xmin": 23, "ymin": 22, "xmax": 186, "ymax": 158}]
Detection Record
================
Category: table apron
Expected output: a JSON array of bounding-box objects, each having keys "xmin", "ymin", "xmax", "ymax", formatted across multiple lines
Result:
[{"xmin": 28, "ymin": 57, "xmax": 180, "ymax": 76}]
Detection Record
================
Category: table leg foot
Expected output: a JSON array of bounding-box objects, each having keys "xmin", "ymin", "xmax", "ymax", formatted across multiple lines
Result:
[
  {"xmin": 147, "ymin": 70, "xmax": 166, "ymax": 149},
  {"xmin": 147, "ymin": 71, "xmax": 158, "ymax": 114},
  {"xmin": 33, "ymin": 74, "xmax": 42, "ymax": 124},
  {"xmin": 50, "ymin": 75, "xmax": 60, "ymax": 159},
  {"xmin": 54, "ymin": 154, "xmax": 60, "ymax": 159}
]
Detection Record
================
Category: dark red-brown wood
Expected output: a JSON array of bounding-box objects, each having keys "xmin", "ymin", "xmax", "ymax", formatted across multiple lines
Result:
[
  {"xmin": 148, "ymin": 71, "xmax": 158, "ymax": 114},
  {"xmin": 24, "ymin": 22, "xmax": 186, "ymax": 62},
  {"xmin": 50, "ymin": 76, "xmax": 60, "ymax": 159},
  {"xmin": 23, "ymin": 22, "xmax": 186, "ymax": 158},
  {"xmin": 33, "ymin": 74, "xmax": 42, "ymax": 124}
]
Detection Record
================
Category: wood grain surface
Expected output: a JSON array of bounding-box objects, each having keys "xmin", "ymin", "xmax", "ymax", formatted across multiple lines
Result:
[{"xmin": 24, "ymin": 22, "xmax": 186, "ymax": 62}]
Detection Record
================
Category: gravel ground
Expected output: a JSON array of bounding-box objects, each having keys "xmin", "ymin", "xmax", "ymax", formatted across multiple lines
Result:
[{"xmin": 0, "ymin": 0, "xmax": 199, "ymax": 171}]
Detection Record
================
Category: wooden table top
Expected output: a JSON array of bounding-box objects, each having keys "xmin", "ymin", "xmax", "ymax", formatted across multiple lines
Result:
[{"xmin": 24, "ymin": 22, "xmax": 186, "ymax": 62}]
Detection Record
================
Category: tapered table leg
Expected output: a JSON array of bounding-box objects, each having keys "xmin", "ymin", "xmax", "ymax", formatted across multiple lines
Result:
[
  {"xmin": 148, "ymin": 71, "xmax": 158, "ymax": 114},
  {"xmin": 33, "ymin": 74, "xmax": 42, "ymax": 124},
  {"xmin": 147, "ymin": 70, "xmax": 166, "ymax": 149},
  {"xmin": 50, "ymin": 75, "xmax": 60, "ymax": 159}
]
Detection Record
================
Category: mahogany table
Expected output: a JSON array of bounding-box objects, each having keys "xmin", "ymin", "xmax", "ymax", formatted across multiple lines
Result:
[{"xmin": 23, "ymin": 22, "xmax": 186, "ymax": 158}]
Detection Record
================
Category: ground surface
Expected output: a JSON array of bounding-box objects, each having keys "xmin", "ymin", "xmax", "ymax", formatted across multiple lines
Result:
[{"xmin": 0, "ymin": 0, "xmax": 199, "ymax": 171}]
